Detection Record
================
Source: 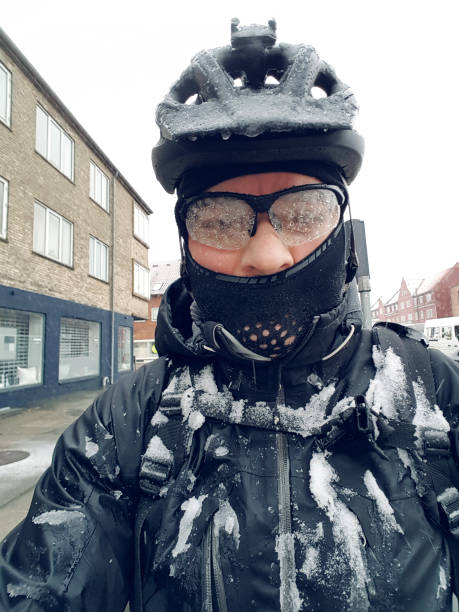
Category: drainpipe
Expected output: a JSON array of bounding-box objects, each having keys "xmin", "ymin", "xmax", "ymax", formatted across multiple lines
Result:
[{"xmin": 110, "ymin": 171, "xmax": 119, "ymax": 384}]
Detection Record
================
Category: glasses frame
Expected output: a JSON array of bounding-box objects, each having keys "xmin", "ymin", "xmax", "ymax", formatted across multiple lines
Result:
[{"xmin": 177, "ymin": 183, "xmax": 347, "ymax": 245}]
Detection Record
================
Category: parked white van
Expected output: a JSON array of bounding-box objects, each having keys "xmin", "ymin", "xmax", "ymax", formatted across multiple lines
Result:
[{"xmin": 424, "ymin": 316, "xmax": 459, "ymax": 362}]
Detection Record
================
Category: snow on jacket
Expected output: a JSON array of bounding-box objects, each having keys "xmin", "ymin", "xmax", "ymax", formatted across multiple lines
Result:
[{"xmin": 1, "ymin": 278, "xmax": 459, "ymax": 612}]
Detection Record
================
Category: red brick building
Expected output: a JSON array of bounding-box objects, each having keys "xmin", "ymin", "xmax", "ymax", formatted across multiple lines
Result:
[
  {"xmin": 133, "ymin": 260, "xmax": 180, "ymax": 365},
  {"xmin": 371, "ymin": 263, "xmax": 459, "ymax": 326}
]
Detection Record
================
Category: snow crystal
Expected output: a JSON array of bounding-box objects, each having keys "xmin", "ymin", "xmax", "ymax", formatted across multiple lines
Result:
[
  {"xmin": 144, "ymin": 435, "xmax": 173, "ymax": 464},
  {"xmin": 181, "ymin": 388, "xmax": 194, "ymax": 421},
  {"xmin": 151, "ymin": 411, "xmax": 169, "ymax": 426},
  {"xmin": 85, "ymin": 436, "xmax": 99, "ymax": 458},
  {"xmin": 297, "ymin": 522, "xmax": 324, "ymax": 579},
  {"xmin": 229, "ymin": 399, "xmax": 245, "ymax": 423},
  {"xmin": 163, "ymin": 366, "xmax": 191, "ymax": 394},
  {"xmin": 310, "ymin": 451, "xmax": 369, "ymax": 609},
  {"xmin": 275, "ymin": 532, "xmax": 303, "ymax": 612},
  {"xmin": 278, "ymin": 384, "xmax": 336, "ymax": 437},
  {"xmin": 7, "ymin": 583, "xmax": 42, "ymax": 599},
  {"xmin": 215, "ymin": 446, "xmax": 229, "ymax": 457},
  {"xmin": 363, "ymin": 470, "xmax": 403, "ymax": 534},
  {"xmin": 397, "ymin": 449, "xmax": 421, "ymax": 488},
  {"xmin": 172, "ymin": 494, "xmax": 207, "ymax": 558},
  {"xmin": 214, "ymin": 500, "xmax": 240, "ymax": 548},
  {"xmin": 32, "ymin": 509, "xmax": 85, "ymax": 526},
  {"xmin": 301, "ymin": 546, "xmax": 320, "ymax": 578},
  {"xmin": 437, "ymin": 564, "xmax": 447, "ymax": 598},
  {"xmin": 188, "ymin": 411, "xmax": 205, "ymax": 430},
  {"xmin": 194, "ymin": 365, "xmax": 218, "ymax": 394},
  {"xmin": 412, "ymin": 379, "xmax": 449, "ymax": 432},
  {"xmin": 366, "ymin": 346, "xmax": 408, "ymax": 419}
]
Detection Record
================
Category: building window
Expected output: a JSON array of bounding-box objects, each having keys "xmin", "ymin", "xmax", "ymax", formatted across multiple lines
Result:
[
  {"xmin": 33, "ymin": 201, "xmax": 73, "ymax": 266},
  {"xmin": 151, "ymin": 307, "xmax": 160, "ymax": 322},
  {"xmin": 36, "ymin": 105, "xmax": 74, "ymax": 180},
  {"xmin": 0, "ymin": 176, "xmax": 8, "ymax": 240},
  {"xmin": 426, "ymin": 293, "xmax": 432, "ymax": 302},
  {"xmin": 419, "ymin": 295, "xmax": 424, "ymax": 305},
  {"xmin": 408, "ymin": 313, "xmax": 413, "ymax": 321},
  {"xmin": 414, "ymin": 312, "xmax": 418, "ymax": 321},
  {"xmin": 401, "ymin": 315, "xmax": 406, "ymax": 322},
  {"xmin": 413, "ymin": 297, "xmax": 417, "ymax": 306},
  {"xmin": 59, "ymin": 318, "xmax": 100, "ymax": 381},
  {"xmin": 89, "ymin": 161, "xmax": 109, "ymax": 211},
  {"xmin": 0, "ymin": 308, "xmax": 44, "ymax": 390},
  {"xmin": 0, "ymin": 61, "xmax": 12, "ymax": 127},
  {"xmin": 118, "ymin": 326, "xmax": 132, "ymax": 371},
  {"xmin": 134, "ymin": 339, "xmax": 157, "ymax": 363},
  {"xmin": 421, "ymin": 311, "xmax": 424, "ymax": 319},
  {"xmin": 406, "ymin": 299, "xmax": 411, "ymax": 307},
  {"xmin": 134, "ymin": 203, "xmax": 149, "ymax": 245},
  {"xmin": 133, "ymin": 262, "xmax": 150, "ymax": 299},
  {"xmin": 426, "ymin": 309, "xmax": 433, "ymax": 319},
  {"xmin": 89, "ymin": 236, "xmax": 109, "ymax": 282}
]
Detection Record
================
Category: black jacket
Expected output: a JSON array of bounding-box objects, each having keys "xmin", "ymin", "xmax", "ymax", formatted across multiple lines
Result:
[{"xmin": 1, "ymin": 279, "xmax": 459, "ymax": 611}]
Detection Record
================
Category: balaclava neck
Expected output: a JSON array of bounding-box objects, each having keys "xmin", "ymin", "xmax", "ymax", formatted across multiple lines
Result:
[{"xmin": 177, "ymin": 161, "xmax": 352, "ymax": 360}]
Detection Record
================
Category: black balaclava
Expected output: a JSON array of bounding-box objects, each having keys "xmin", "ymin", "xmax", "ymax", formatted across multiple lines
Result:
[{"xmin": 176, "ymin": 161, "xmax": 352, "ymax": 360}]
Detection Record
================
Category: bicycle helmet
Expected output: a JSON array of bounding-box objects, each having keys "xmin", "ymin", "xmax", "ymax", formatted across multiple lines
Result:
[{"xmin": 153, "ymin": 18, "xmax": 364, "ymax": 193}]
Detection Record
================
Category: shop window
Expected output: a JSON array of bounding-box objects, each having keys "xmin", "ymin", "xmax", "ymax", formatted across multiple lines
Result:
[
  {"xmin": 0, "ymin": 308, "xmax": 44, "ymax": 390},
  {"xmin": 118, "ymin": 326, "xmax": 132, "ymax": 371},
  {"xmin": 59, "ymin": 318, "xmax": 100, "ymax": 381}
]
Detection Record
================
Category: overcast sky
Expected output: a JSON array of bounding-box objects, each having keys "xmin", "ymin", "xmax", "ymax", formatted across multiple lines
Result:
[{"xmin": 2, "ymin": 0, "xmax": 458, "ymax": 302}]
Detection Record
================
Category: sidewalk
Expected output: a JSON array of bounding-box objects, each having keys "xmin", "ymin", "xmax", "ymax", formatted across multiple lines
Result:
[{"xmin": 0, "ymin": 388, "xmax": 102, "ymax": 540}]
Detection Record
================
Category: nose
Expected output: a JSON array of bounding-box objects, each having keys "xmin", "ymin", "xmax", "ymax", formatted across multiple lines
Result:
[{"xmin": 238, "ymin": 213, "xmax": 294, "ymax": 276}]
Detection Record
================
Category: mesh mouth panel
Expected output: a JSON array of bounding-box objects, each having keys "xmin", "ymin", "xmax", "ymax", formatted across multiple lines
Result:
[{"xmin": 237, "ymin": 315, "xmax": 304, "ymax": 358}]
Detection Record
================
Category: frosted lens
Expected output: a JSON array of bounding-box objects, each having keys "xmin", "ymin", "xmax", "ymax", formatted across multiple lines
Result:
[
  {"xmin": 186, "ymin": 197, "xmax": 255, "ymax": 250},
  {"xmin": 270, "ymin": 189, "xmax": 340, "ymax": 246}
]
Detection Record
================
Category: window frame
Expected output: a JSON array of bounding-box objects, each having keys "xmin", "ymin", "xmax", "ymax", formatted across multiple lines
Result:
[
  {"xmin": 33, "ymin": 200, "xmax": 73, "ymax": 267},
  {"xmin": 133, "ymin": 260, "xmax": 150, "ymax": 300},
  {"xmin": 133, "ymin": 202, "xmax": 149, "ymax": 245},
  {"xmin": 89, "ymin": 161, "xmax": 110, "ymax": 212},
  {"xmin": 89, "ymin": 235, "xmax": 109, "ymax": 282},
  {"xmin": 0, "ymin": 175, "xmax": 8, "ymax": 240},
  {"xmin": 35, "ymin": 105, "xmax": 74, "ymax": 181},
  {"xmin": 0, "ymin": 60, "xmax": 12, "ymax": 127}
]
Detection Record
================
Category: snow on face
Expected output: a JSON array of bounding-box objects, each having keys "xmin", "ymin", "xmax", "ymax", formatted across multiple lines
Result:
[
  {"xmin": 214, "ymin": 500, "xmax": 240, "ymax": 548},
  {"xmin": 32, "ymin": 509, "xmax": 85, "ymax": 526},
  {"xmin": 366, "ymin": 346, "xmax": 408, "ymax": 419},
  {"xmin": 172, "ymin": 494, "xmax": 207, "ymax": 558},
  {"xmin": 85, "ymin": 436, "xmax": 99, "ymax": 458},
  {"xmin": 309, "ymin": 450, "xmax": 369, "ymax": 610},
  {"xmin": 144, "ymin": 435, "xmax": 173, "ymax": 464},
  {"xmin": 276, "ymin": 532, "xmax": 303, "ymax": 612},
  {"xmin": 363, "ymin": 470, "xmax": 403, "ymax": 534}
]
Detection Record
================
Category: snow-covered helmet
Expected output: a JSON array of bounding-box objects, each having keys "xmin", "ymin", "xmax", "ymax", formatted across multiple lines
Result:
[{"xmin": 152, "ymin": 18, "xmax": 364, "ymax": 193}]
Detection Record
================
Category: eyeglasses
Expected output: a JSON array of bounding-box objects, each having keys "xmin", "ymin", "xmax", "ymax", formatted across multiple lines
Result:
[{"xmin": 177, "ymin": 184, "xmax": 345, "ymax": 251}]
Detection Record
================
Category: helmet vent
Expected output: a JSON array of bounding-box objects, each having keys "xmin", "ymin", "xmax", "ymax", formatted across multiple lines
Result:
[
  {"xmin": 265, "ymin": 75, "xmax": 280, "ymax": 86},
  {"xmin": 185, "ymin": 93, "xmax": 199, "ymax": 105},
  {"xmin": 311, "ymin": 86, "xmax": 327, "ymax": 99}
]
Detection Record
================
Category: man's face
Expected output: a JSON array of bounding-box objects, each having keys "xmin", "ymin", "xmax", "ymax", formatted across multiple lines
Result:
[{"xmin": 188, "ymin": 172, "xmax": 337, "ymax": 276}]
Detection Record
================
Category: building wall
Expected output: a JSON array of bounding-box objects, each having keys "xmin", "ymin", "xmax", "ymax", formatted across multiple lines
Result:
[
  {"xmin": 0, "ymin": 46, "xmax": 149, "ymax": 320},
  {"xmin": 134, "ymin": 295, "xmax": 161, "ymax": 341},
  {"xmin": 451, "ymin": 285, "xmax": 459, "ymax": 317}
]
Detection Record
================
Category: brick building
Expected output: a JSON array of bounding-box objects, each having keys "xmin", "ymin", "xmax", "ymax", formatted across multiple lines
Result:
[
  {"xmin": 134, "ymin": 260, "xmax": 180, "ymax": 365},
  {"xmin": 0, "ymin": 29, "xmax": 152, "ymax": 407},
  {"xmin": 371, "ymin": 263, "xmax": 459, "ymax": 326}
]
